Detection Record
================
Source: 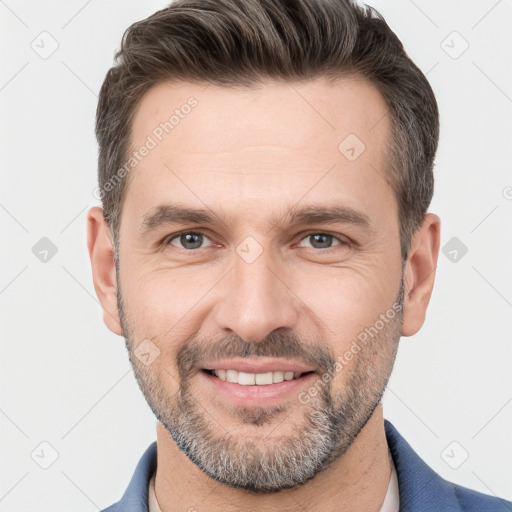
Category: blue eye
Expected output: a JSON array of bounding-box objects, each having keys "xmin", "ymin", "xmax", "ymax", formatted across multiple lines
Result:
[
  {"xmin": 165, "ymin": 231, "xmax": 348, "ymax": 252},
  {"xmin": 168, "ymin": 232, "xmax": 212, "ymax": 250},
  {"xmin": 296, "ymin": 233, "xmax": 346, "ymax": 250}
]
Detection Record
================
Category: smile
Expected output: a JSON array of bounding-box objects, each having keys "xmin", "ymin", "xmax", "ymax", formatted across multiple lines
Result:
[{"xmin": 200, "ymin": 368, "xmax": 318, "ymax": 407}]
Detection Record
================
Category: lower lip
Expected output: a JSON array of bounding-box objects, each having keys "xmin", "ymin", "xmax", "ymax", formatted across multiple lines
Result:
[{"xmin": 199, "ymin": 370, "xmax": 318, "ymax": 407}]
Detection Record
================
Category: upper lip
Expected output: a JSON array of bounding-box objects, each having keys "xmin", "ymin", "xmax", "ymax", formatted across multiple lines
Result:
[{"xmin": 202, "ymin": 357, "xmax": 315, "ymax": 374}]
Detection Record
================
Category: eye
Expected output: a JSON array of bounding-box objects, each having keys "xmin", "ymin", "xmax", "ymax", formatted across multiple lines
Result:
[
  {"xmin": 296, "ymin": 232, "xmax": 348, "ymax": 250},
  {"xmin": 164, "ymin": 230, "xmax": 349, "ymax": 252},
  {"xmin": 167, "ymin": 231, "xmax": 214, "ymax": 250}
]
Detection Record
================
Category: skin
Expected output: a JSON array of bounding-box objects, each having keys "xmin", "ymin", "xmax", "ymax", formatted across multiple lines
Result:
[{"xmin": 87, "ymin": 77, "xmax": 440, "ymax": 511}]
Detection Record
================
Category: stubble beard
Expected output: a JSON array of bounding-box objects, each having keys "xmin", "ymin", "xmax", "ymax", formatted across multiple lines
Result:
[{"xmin": 117, "ymin": 269, "xmax": 404, "ymax": 493}]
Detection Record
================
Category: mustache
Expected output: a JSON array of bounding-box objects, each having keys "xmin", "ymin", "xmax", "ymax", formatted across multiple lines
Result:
[{"xmin": 176, "ymin": 329, "xmax": 336, "ymax": 378}]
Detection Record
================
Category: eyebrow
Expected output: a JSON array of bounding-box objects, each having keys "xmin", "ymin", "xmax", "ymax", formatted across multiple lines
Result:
[{"xmin": 140, "ymin": 202, "xmax": 375, "ymax": 237}]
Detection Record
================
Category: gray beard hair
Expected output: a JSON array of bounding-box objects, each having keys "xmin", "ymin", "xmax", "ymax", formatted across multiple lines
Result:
[
  {"xmin": 120, "ymin": 272, "xmax": 404, "ymax": 493},
  {"xmin": 158, "ymin": 371, "xmax": 385, "ymax": 493}
]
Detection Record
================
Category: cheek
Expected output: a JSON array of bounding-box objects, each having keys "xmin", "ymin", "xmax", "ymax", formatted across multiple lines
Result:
[
  {"xmin": 290, "ymin": 260, "xmax": 399, "ymax": 342},
  {"xmin": 121, "ymin": 268, "xmax": 220, "ymax": 346}
]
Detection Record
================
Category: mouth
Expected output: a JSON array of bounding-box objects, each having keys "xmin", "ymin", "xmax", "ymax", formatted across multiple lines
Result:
[{"xmin": 199, "ymin": 368, "xmax": 318, "ymax": 407}]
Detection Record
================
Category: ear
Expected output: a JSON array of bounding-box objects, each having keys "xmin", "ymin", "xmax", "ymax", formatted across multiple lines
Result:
[
  {"xmin": 86, "ymin": 206, "xmax": 123, "ymax": 336},
  {"xmin": 401, "ymin": 213, "xmax": 441, "ymax": 337}
]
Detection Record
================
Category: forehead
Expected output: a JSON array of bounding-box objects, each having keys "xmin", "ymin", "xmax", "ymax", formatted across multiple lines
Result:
[
  {"xmin": 123, "ymin": 77, "xmax": 394, "ymax": 233},
  {"xmin": 130, "ymin": 77, "xmax": 389, "ymax": 156}
]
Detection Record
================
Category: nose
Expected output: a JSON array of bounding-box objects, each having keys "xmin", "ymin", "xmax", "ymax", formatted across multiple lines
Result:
[{"xmin": 212, "ymin": 248, "xmax": 299, "ymax": 343}]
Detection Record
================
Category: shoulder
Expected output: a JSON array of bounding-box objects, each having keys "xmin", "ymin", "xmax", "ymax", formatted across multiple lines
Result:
[
  {"xmin": 384, "ymin": 419, "xmax": 512, "ymax": 512},
  {"xmin": 100, "ymin": 441, "xmax": 157, "ymax": 512},
  {"xmin": 452, "ymin": 483, "xmax": 512, "ymax": 511}
]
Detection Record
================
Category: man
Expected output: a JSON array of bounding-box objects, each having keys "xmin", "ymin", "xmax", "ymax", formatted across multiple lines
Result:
[{"xmin": 87, "ymin": 0, "xmax": 512, "ymax": 510}]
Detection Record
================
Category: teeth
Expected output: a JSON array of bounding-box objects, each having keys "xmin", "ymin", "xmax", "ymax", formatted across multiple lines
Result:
[
  {"xmin": 238, "ymin": 371, "xmax": 255, "ymax": 385},
  {"xmin": 211, "ymin": 369, "xmax": 305, "ymax": 385},
  {"xmin": 272, "ymin": 371, "xmax": 284, "ymax": 383},
  {"xmin": 255, "ymin": 372, "xmax": 273, "ymax": 385},
  {"xmin": 226, "ymin": 369, "xmax": 238, "ymax": 383}
]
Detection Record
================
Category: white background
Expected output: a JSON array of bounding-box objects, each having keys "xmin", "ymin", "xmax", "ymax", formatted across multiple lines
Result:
[{"xmin": 1, "ymin": 0, "xmax": 511, "ymax": 510}]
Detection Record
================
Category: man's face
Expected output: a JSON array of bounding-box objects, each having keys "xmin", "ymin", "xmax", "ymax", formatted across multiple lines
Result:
[{"xmin": 114, "ymin": 78, "xmax": 404, "ymax": 492}]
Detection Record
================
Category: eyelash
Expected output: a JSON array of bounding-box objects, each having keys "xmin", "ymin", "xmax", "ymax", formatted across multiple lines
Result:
[{"xmin": 164, "ymin": 230, "xmax": 350, "ymax": 253}]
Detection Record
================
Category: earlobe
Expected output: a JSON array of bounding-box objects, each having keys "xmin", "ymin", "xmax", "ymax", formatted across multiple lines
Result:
[
  {"xmin": 401, "ymin": 213, "xmax": 441, "ymax": 337},
  {"xmin": 86, "ymin": 206, "xmax": 123, "ymax": 336}
]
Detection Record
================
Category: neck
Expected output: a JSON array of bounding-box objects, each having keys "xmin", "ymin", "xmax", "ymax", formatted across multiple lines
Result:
[{"xmin": 153, "ymin": 404, "xmax": 392, "ymax": 512}]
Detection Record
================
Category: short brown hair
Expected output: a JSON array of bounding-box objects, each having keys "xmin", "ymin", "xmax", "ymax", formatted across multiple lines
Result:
[{"xmin": 95, "ymin": 0, "xmax": 439, "ymax": 261}]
